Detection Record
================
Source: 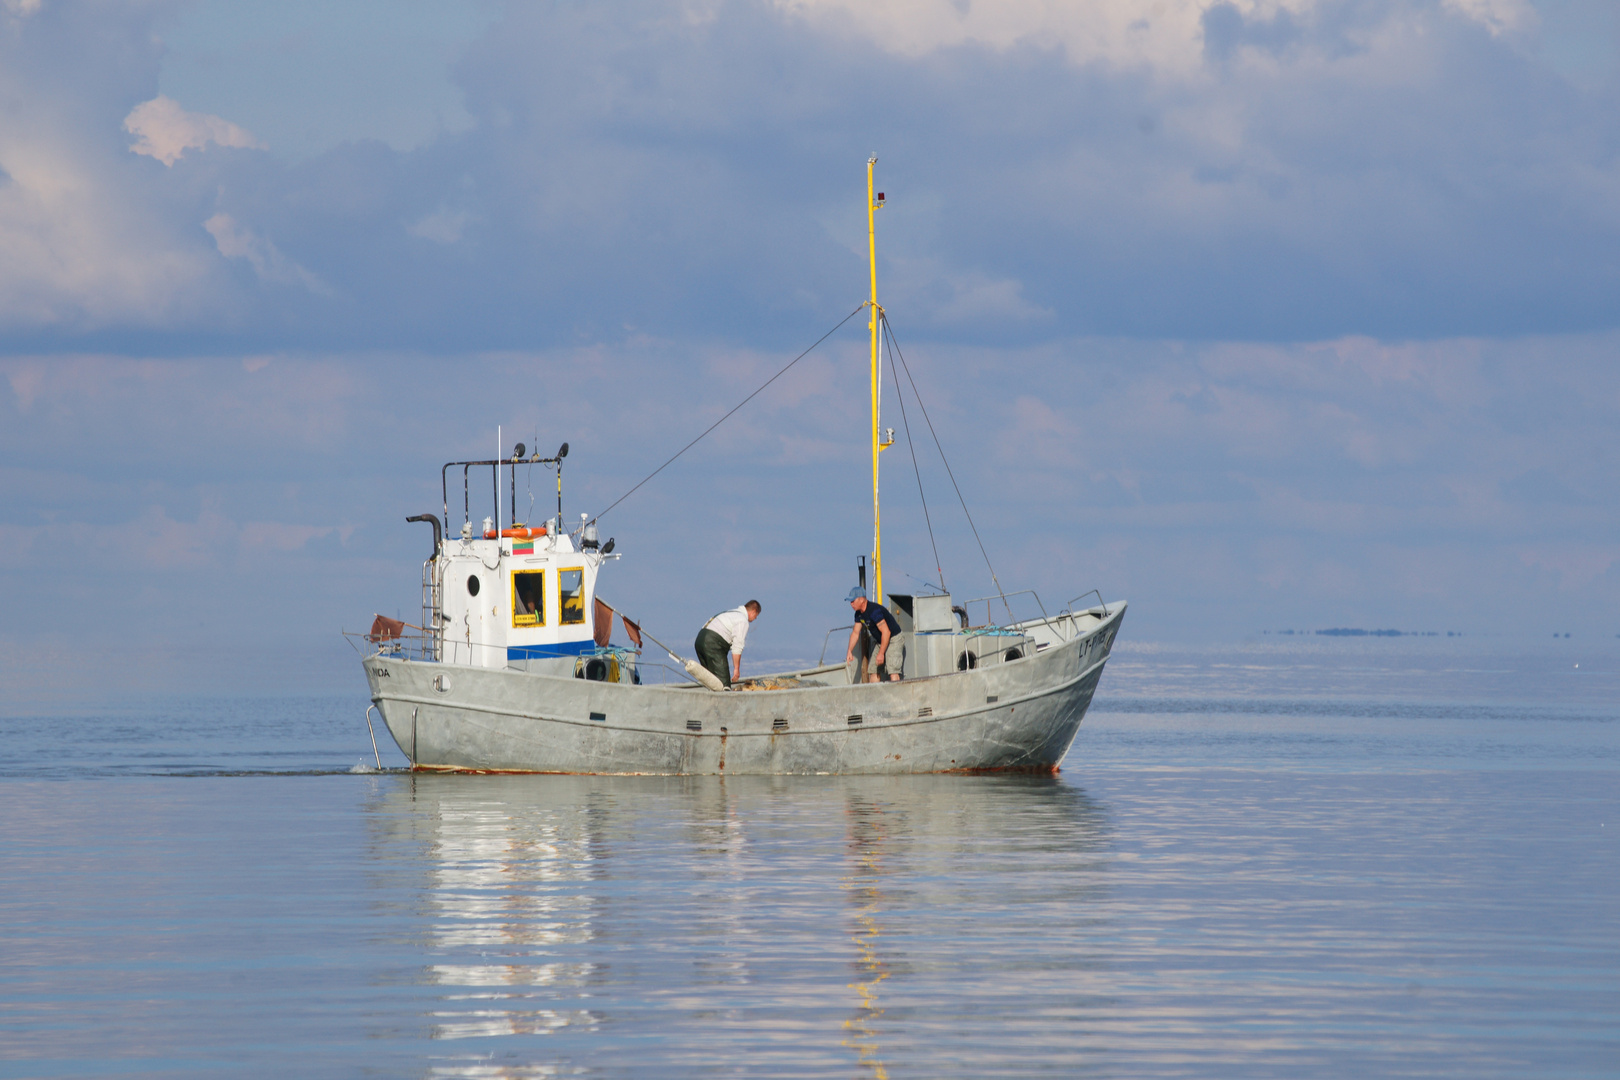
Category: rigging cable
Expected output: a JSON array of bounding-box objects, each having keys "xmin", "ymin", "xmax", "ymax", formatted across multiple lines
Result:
[
  {"xmin": 882, "ymin": 313, "xmax": 1014, "ymax": 622},
  {"xmin": 594, "ymin": 303, "xmax": 868, "ymax": 525},
  {"xmin": 882, "ymin": 314, "xmax": 947, "ymax": 594}
]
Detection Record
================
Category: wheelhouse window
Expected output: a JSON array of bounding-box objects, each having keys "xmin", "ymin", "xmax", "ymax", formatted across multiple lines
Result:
[
  {"xmin": 512, "ymin": 570, "xmax": 545, "ymax": 627},
  {"xmin": 559, "ymin": 568, "xmax": 586, "ymax": 625}
]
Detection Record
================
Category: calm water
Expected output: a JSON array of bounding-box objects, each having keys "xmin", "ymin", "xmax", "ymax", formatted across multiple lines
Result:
[{"xmin": 2, "ymin": 640, "xmax": 1616, "ymax": 1078}]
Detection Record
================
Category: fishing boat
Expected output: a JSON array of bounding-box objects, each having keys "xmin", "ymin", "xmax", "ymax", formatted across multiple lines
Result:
[{"xmin": 357, "ymin": 160, "xmax": 1126, "ymax": 774}]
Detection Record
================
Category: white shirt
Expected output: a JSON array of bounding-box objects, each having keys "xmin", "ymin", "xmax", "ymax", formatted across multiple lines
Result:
[{"xmin": 704, "ymin": 606, "xmax": 751, "ymax": 657}]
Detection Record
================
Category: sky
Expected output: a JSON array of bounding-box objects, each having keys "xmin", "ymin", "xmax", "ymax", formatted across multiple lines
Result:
[{"xmin": 2, "ymin": 0, "xmax": 1618, "ymax": 706}]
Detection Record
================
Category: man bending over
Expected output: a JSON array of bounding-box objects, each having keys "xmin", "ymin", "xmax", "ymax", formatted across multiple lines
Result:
[
  {"xmin": 695, "ymin": 600, "xmax": 761, "ymax": 688},
  {"xmin": 845, "ymin": 587, "xmax": 903, "ymax": 682}
]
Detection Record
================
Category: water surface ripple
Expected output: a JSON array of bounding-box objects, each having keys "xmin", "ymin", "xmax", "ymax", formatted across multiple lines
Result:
[{"xmin": 1, "ymin": 641, "xmax": 1616, "ymax": 1077}]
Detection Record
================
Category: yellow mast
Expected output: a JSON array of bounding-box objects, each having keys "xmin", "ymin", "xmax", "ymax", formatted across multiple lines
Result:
[{"xmin": 867, "ymin": 156, "xmax": 886, "ymax": 604}]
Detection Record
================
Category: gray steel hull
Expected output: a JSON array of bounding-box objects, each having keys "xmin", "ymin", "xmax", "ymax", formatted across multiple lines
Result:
[{"xmin": 362, "ymin": 603, "xmax": 1124, "ymax": 775}]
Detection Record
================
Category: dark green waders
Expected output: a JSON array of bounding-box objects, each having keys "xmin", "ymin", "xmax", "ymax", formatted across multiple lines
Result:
[{"xmin": 694, "ymin": 627, "xmax": 732, "ymax": 688}]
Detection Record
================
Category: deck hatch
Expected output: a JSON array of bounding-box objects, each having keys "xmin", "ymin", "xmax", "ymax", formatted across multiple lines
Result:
[
  {"xmin": 847, "ymin": 713, "xmax": 863, "ymax": 726},
  {"xmin": 772, "ymin": 718, "xmax": 788, "ymax": 733},
  {"xmin": 686, "ymin": 719, "xmax": 702, "ymax": 732},
  {"xmin": 589, "ymin": 711, "xmax": 607, "ymax": 722}
]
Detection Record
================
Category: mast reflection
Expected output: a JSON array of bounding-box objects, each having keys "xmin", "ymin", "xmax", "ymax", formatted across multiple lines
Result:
[{"xmin": 842, "ymin": 793, "xmax": 895, "ymax": 1079}]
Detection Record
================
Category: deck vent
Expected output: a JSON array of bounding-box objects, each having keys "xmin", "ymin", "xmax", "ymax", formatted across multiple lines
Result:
[
  {"xmin": 916, "ymin": 707, "xmax": 933, "ymax": 718},
  {"xmin": 986, "ymin": 695, "xmax": 999, "ymax": 704},
  {"xmin": 589, "ymin": 711, "xmax": 607, "ymax": 723},
  {"xmin": 847, "ymin": 713, "xmax": 864, "ymax": 727},
  {"xmin": 772, "ymin": 718, "xmax": 788, "ymax": 733},
  {"xmin": 686, "ymin": 719, "xmax": 702, "ymax": 732}
]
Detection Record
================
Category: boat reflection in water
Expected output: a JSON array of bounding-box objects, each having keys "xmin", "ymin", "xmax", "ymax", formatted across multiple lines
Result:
[
  {"xmin": 425, "ymin": 803, "xmax": 599, "ymax": 1042},
  {"xmin": 366, "ymin": 773, "xmax": 1111, "ymax": 1076},
  {"xmin": 370, "ymin": 776, "xmax": 606, "ymax": 1061}
]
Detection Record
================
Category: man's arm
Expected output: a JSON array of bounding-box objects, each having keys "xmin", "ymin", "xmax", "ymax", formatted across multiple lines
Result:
[
  {"xmin": 874, "ymin": 621, "xmax": 891, "ymax": 663},
  {"xmin": 733, "ymin": 652, "xmax": 743, "ymax": 681},
  {"xmin": 845, "ymin": 624, "xmax": 861, "ymax": 663}
]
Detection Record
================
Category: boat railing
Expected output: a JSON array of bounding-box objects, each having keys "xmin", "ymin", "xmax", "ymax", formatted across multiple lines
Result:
[
  {"xmin": 819, "ymin": 624, "xmax": 856, "ymax": 665},
  {"xmin": 821, "ymin": 587, "xmax": 1092, "ymax": 659},
  {"xmin": 1062, "ymin": 590, "xmax": 1105, "ymax": 616},
  {"xmin": 344, "ymin": 630, "xmax": 718, "ymax": 688},
  {"xmin": 961, "ymin": 589, "xmax": 1051, "ymax": 630},
  {"xmin": 344, "ymin": 629, "xmax": 439, "ymax": 661},
  {"xmin": 957, "ymin": 588, "xmax": 1115, "ymax": 645}
]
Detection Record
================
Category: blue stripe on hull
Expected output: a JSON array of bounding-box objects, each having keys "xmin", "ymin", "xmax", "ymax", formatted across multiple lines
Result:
[{"xmin": 508, "ymin": 640, "xmax": 596, "ymax": 660}]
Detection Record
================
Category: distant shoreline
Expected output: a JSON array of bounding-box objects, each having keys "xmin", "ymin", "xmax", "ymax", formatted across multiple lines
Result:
[
  {"xmin": 1265, "ymin": 628, "xmax": 1584, "ymax": 639},
  {"xmin": 1266, "ymin": 628, "xmax": 1452, "ymax": 637}
]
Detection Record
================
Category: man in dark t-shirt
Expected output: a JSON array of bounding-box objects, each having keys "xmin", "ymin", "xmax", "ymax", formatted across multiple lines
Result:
[{"xmin": 844, "ymin": 587, "xmax": 904, "ymax": 682}]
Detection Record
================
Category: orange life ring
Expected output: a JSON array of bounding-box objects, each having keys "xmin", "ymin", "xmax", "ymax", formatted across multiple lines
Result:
[{"xmin": 485, "ymin": 525, "xmax": 548, "ymax": 539}]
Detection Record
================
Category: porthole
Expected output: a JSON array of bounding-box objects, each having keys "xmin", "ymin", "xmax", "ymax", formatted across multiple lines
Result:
[
  {"xmin": 1004, "ymin": 647, "xmax": 1023, "ymax": 662},
  {"xmin": 467, "ymin": 575, "xmax": 481, "ymax": 596}
]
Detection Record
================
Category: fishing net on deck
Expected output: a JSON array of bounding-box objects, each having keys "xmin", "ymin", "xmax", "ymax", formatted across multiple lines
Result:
[{"xmin": 733, "ymin": 676, "xmax": 810, "ymax": 691}]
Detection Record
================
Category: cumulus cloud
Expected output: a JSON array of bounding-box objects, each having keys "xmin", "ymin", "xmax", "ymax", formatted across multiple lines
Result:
[
  {"xmin": 776, "ymin": 0, "xmax": 1538, "ymax": 70},
  {"xmin": 0, "ymin": 6, "xmax": 240, "ymax": 331},
  {"xmin": 0, "ymin": 120, "xmax": 219, "ymax": 329},
  {"xmin": 123, "ymin": 95, "xmax": 265, "ymax": 166},
  {"xmin": 205, "ymin": 213, "xmax": 329, "ymax": 294},
  {"xmin": 774, "ymin": 0, "xmax": 1217, "ymax": 70},
  {"xmin": 1441, "ymin": 0, "xmax": 1537, "ymax": 37},
  {"xmin": 3, "ymin": 0, "xmax": 1619, "ymax": 347}
]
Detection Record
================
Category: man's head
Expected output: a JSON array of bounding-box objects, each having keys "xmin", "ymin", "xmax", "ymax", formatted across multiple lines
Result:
[
  {"xmin": 745, "ymin": 600, "xmax": 761, "ymax": 622},
  {"xmin": 845, "ymin": 586, "xmax": 867, "ymax": 613}
]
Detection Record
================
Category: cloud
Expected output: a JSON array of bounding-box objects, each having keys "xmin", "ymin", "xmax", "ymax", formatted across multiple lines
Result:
[
  {"xmin": 2, "ymin": 333, "xmax": 1618, "ymax": 705},
  {"xmin": 238, "ymin": 521, "xmax": 336, "ymax": 553},
  {"xmin": 406, "ymin": 207, "xmax": 472, "ymax": 244},
  {"xmin": 205, "ymin": 213, "xmax": 329, "ymax": 294},
  {"xmin": 1518, "ymin": 544, "xmax": 1620, "ymax": 591},
  {"xmin": 0, "ymin": 132, "xmax": 220, "ymax": 330},
  {"xmin": 4, "ymin": 0, "xmax": 1620, "ymax": 349},
  {"xmin": 1442, "ymin": 0, "xmax": 1537, "ymax": 37},
  {"xmin": 123, "ymin": 95, "xmax": 265, "ymax": 166},
  {"xmin": 777, "ymin": 0, "xmax": 1540, "ymax": 71},
  {"xmin": 776, "ymin": 0, "xmax": 1260, "ymax": 74},
  {"xmin": 0, "ymin": 7, "xmax": 236, "ymax": 331}
]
